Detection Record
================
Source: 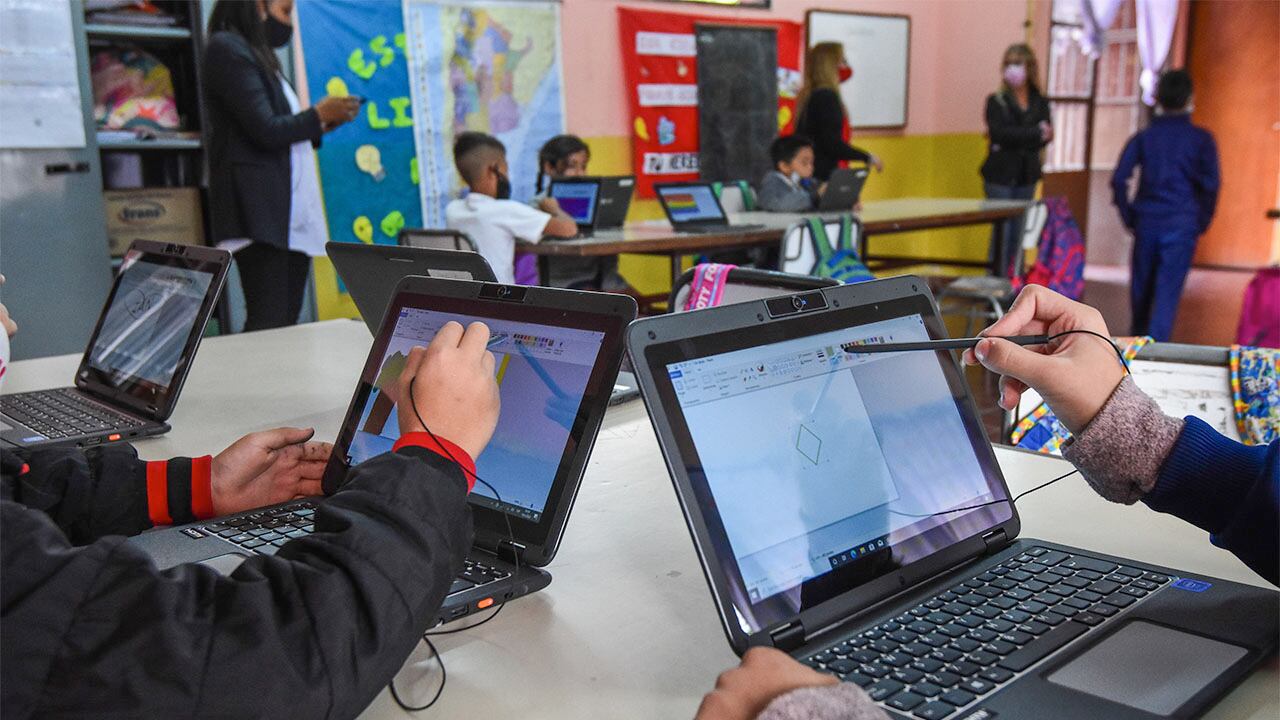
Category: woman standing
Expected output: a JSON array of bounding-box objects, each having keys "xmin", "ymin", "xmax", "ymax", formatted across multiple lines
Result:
[
  {"xmin": 204, "ymin": 0, "xmax": 360, "ymax": 331},
  {"xmin": 795, "ymin": 42, "xmax": 883, "ymax": 183},
  {"xmin": 980, "ymin": 43, "xmax": 1053, "ymax": 276}
]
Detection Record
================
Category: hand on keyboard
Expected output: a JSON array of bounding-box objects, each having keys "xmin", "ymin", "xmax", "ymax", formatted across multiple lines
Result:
[
  {"xmin": 696, "ymin": 647, "xmax": 855, "ymax": 720},
  {"xmin": 211, "ymin": 427, "xmax": 333, "ymax": 516}
]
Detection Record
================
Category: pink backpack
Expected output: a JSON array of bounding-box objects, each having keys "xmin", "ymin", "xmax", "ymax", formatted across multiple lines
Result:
[{"xmin": 1237, "ymin": 267, "xmax": 1280, "ymax": 348}]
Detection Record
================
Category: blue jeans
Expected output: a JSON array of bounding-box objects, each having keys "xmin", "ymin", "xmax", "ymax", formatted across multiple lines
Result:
[
  {"xmin": 1131, "ymin": 223, "xmax": 1198, "ymax": 341},
  {"xmin": 984, "ymin": 182, "xmax": 1037, "ymax": 276}
]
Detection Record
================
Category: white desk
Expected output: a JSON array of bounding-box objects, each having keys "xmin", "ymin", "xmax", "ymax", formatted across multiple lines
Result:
[{"xmin": 6, "ymin": 320, "xmax": 1275, "ymax": 719}]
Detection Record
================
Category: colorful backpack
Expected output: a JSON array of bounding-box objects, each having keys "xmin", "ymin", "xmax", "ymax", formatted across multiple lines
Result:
[
  {"xmin": 1011, "ymin": 196, "xmax": 1085, "ymax": 301},
  {"xmin": 1235, "ymin": 266, "xmax": 1280, "ymax": 348},
  {"xmin": 682, "ymin": 263, "xmax": 737, "ymax": 311},
  {"xmin": 1230, "ymin": 346, "xmax": 1280, "ymax": 445},
  {"xmin": 807, "ymin": 216, "xmax": 875, "ymax": 284}
]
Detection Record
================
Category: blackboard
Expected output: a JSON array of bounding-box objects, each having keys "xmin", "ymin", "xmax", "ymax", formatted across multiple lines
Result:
[{"xmin": 695, "ymin": 23, "xmax": 778, "ymax": 184}]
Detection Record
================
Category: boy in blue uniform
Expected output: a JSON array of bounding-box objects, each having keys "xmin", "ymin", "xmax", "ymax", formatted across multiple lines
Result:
[{"xmin": 1111, "ymin": 70, "xmax": 1220, "ymax": 341}]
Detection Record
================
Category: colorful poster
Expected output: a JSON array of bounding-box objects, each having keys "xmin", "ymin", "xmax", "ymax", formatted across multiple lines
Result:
[
  {"xmin": 618, "ymin": 7, "xmax": 802, "ymax": 198},
  {"xmin": 296, "ymin": 0, "xmax": 422, "ymax": 251},
  {"xmin": 405, "ymin": 0, "xmax": 565, "ymax": 227}
]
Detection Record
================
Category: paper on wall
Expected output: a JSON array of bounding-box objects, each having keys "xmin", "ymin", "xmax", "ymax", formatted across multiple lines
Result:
[{"xmin": 0, "ymin": 0, "xmax": 86, "ymax": 149}]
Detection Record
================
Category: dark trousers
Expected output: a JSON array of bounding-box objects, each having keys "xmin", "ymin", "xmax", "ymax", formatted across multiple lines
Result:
[
  {"xmin": 235, "ymin": 242, "xmax": 310, "ymax": 331},
  {"xmin": 984, "ymin": 182, "xmax": 1037, "ymax": 276},
  {"xmin": 1130, "ymin": 223, "xmax": 1197, "ymax": 342}
]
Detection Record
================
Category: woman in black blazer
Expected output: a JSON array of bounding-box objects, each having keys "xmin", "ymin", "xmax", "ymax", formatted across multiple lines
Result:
[
  {"xmin": 204, "ymin": 0, "xmax": 359, "ymax": 331},
  {"xmin": 980, "ymin": 43, "xmax": 1053, "ymax": 276},
  {"xmin": 795, "ymin": 42, "xmax": 884, "ymax": 183}
]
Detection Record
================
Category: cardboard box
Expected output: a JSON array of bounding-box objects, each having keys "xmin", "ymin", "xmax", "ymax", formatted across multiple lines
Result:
[{"xmin": 104, "ymin": 187, "xmax": 205, "ymax": 256}]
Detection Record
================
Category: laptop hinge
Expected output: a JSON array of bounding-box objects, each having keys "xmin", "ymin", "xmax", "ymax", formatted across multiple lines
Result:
[
  {"xmin": 768, "ymin": 621, "xmax": 806, "ymax": 652},
  {"xmin": 497, "ymin": 539, "xmax": 526, "ymax": 565},
  {"xmin": 982, "ymin": 528, "xmax": 1009, "ymax": 554}
]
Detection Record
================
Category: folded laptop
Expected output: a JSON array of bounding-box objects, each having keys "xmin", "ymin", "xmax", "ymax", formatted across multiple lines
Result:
[
  {"xmin": 548, "ymin": 177, "xmax": 602, "ymax": 236},
  {"xmin": 131, "ymin": 276, "xmax": 636, "ymax": 627},
  {"xmin": 326, "ymin": 241, "xmax": 496, "ymax": 333},
  {"xmin": 1, "ymin": 241, "xmax": 230, "ymax": 449},
  {"xmin": 594, "ymin": 175, "xmax": 636, "ymax": 229},
  {"xmin": 627, "ymin": 275, "xmax": 1278, "ymax": 720},
  {"xmin": 328, "ymin": 241, "xmax": 641, "ymax": 404},
  {"xmin": 654, "ymin": 181, "xmax": 766, "ymax": 234},
  {"xmin": 818, "ymin": 167, "xmax": 870, "ymax": 211}
]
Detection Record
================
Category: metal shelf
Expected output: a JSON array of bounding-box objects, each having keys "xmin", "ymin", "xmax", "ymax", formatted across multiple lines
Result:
[{"xmin": 85, "ymin": 23, "xmax": 191, "ymax": 41}]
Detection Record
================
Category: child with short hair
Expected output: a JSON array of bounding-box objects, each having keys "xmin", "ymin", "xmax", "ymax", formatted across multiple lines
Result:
[
  {"xmin": 758, "ymin": 135, "xmax": 820, "ymax": 212},
  {"xmin": 446, "ymin": 131, "xmax": 577, "ymax": 285}
]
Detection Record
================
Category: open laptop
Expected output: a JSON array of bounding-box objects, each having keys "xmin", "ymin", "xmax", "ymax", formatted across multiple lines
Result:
[
  {"xmin": 655, "ymin": 181, "xmax": 767, "ymax": 234},
  {"xmin": 1, "ymin": 241, "xmax": 230, "ymax": 449},
  {"xmin": 594, "ymin": 175, "xmax": 636, "ymax": 229},
  {"xmin": 548, "ymin": 177, "xmax": 602, "ymax": 236},
  {"xmin": 818, "ymin": 167, "xmax": 870, "ymax": 211},
  {"xmin": 326, "ymin": 241, "xmax": 496, "ymax": 333},
  {"xmin": 130, "ymin": 276, "xmax": 636, "ymax": 627},
  {"xmin": 627, "ymin": 275, "xmax": 1278, "ymax": 720},
  {"xmin": 327, "ymin": 241, "xmax": 641, "ymax": 404}
]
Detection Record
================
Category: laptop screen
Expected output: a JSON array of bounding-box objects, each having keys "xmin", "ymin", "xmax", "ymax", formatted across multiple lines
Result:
[
  {"xmin": 647, "ymin": 295, "xmax": 1010, "ymax": 633},
  {"xmin": 341, "ymin": 305, "xmax": 606, "ymax": 522},
  {"xmin": 657, "ymin": 184, "xmax": 725, "ymax": 224},
  {"xmin": 79, "ymin": 246, "xmax": 225, "ymax": 412},
  {"xmin": 549, "ymin": 180, "xmax": 600, "ymax": 226}
]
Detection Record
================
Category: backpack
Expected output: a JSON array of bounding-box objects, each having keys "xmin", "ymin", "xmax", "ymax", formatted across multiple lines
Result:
[
  {"xmin": 808, "ymin": 216, "xmax": 875, "ymax": 284},
  {"xmin": 1236, "ymin": 266, "xmax": 1280, "ymax": 348},
  {"xmin": 1011, "ymin": 196, "xmax": 1085, "ymax": 300}
]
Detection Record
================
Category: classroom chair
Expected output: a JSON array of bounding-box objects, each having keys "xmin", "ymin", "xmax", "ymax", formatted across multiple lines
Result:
[
  {"xmin": 936, "ymin": 201, "xmax": 1049, "ymax": 337},
  {"xmin": 398, "ymin": 228, "xmax": 478, "ymax": 253},
  {"xmin": 711, "ymin": 180, "xmax": 757, "ymax": 214},
  {"xmin": 668, "ymin": 264, "xmax": 837, "ymax": 312}
]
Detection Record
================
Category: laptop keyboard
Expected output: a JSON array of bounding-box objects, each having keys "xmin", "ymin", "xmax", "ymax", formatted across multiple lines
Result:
[
  {"xmin": 197, "ymin": 502, "xmax": 512, "ymax": 594},
  {"xmin": 2, "ymin": 388, "xmax": 145, "ymax": 440},
  {"xmin": 800, "ymin": 547, "xmax": 1171, "ymax": 719}
]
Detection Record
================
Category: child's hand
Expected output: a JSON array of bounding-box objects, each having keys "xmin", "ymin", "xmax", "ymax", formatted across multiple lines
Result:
[
  {"xmin": 211, "ymin": 428, "xmax": 332, "ymax": 516},
  {"xmin": 396, "ymin": 321, "xmax": 500, "ymax": 460},
  {"xmin": 962, "ymin": 285, "xmax": 1124, "ymax": 433},
  {"xmin": 869, "ymin": 154, "xmax": 885, "ymax": 173},
  {"xmin": 696, "ymin": 647, "xmax": 842, "ymax": 720},
  {"xmin": 538, "ymin": 197, "xmax": 563, "ymax": 215}
]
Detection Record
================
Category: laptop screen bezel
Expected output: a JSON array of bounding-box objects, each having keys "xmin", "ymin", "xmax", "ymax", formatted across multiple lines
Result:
[
  {"xmin": 655, "ymin": 181, "xmax": 730, "ymax": 228},
  {"xmin": 628, "ymin": 276, "xmax": 1020, "ymax": 653},
  {"xmin": 548, "ymin": 177, "xmax": 602, "ymax": 230},
  {"xmin": 74, "ymin": 241, "xmax": 230, "ymax": 421},
  {"xmin": 321, "ymin": 276, "xmax": 636, "ymax": 566}
]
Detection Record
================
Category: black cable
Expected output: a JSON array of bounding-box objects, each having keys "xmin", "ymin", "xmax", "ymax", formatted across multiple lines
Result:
[
  {"xmin": 1041, "ymin": 329, "xmax": 1131, "ymax": 374},
  {"xmin": 388, "ymin": 635, "xmax": 445, "ymax": 712},
  {"xmin": 889, "ymin": 467, "xmax": 1082, "ymax": 519}
]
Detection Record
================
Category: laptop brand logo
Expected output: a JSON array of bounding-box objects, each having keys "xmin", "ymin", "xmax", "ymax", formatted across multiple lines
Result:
[{"xmin": 1172, "ymin": 578, "xmax": 1212, "ymax": 593}]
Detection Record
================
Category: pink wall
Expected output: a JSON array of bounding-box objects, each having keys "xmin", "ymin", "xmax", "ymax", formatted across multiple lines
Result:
[{"xmin": 561, "ymin": 0, "xmax": 1031, "ymax": 138}]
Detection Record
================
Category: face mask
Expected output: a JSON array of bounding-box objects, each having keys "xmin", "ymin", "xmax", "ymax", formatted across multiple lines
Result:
[
  {"xmin": 837, "ymin": 65, "xmax": 853, "ymax": 84},
  {"xmin": 1003, "ymin": 63, "xmax": 1027, "ymax": 88},
  {"xmin": 264, "ymin": 15, "xmax": 293, "ymax": 49},
  {"xmin": 789, "ymin": 171, "xmax": 803, "ymax": 186},
  {"xmin": 494, "ymin": 168, "xmax": 512, "ymax": 200}
]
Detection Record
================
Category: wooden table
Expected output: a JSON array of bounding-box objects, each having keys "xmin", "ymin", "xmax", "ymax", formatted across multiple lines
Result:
[{"xmin": 527, "ymin": 197, "xmax": 1031, "ymax": 285}]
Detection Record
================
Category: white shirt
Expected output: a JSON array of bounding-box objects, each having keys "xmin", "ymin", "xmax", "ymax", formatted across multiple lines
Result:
[
  {"xmin": 445, "ymin": 193, "xmax": 550, "ymax": 285},
  {"xmin": 279, "ymin": 77, "xmax": 328, "ymax": 257}
]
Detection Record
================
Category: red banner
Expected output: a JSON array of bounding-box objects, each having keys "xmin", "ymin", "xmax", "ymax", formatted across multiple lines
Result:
[{"xmin": 618, "ymin": 7, "xmax": 802, "ymax": 198}]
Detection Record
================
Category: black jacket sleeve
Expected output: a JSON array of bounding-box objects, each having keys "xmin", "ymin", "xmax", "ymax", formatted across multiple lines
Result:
[
  {"xmin": 985, "ymin": 94, "xmax": 1044, "ymax": 150},
  {"xmin": 203, "ymin": 32, "xmax": 323, "ymax": 152},
  {"xmin": 1, "ymin": 446, "xmax": 213, "ymax": 545},
  {"xmin": 806, "ymin": 89, "xmax": 872, "ymax": 164},
  {"xmin": 0, "ymin": 446, "xmax": 473, "ymax": 719}
]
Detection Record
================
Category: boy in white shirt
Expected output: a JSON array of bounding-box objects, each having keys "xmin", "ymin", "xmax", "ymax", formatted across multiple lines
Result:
[{"xmin": 445, "ymin": 132, "xmax": 577, "ymax": 285}]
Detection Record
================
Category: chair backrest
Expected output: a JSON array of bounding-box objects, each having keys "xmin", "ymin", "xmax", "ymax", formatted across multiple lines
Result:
[
  {"xmin": 669, "ymin": 264, "xmax": 838, "ymax": 312},
  {"xmin": 1013, "ymin": 201, "xmax": 1049, "ymax": 275},
  {"xmin": 778, "ymin": 215, "xmax": 864, "ymax": 276},
  {"xmin": 711, "ymin": 180, "xmax": 756, "ymax": 214},
  {"xmin": 398, "ymin": 228, "xmax": 478, "ymax": 253}
]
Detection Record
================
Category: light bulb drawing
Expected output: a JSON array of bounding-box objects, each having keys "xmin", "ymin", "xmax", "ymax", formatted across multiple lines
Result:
[{"xmin": 355, "ymin": 144, "xmax": 386, "ymax": 182}]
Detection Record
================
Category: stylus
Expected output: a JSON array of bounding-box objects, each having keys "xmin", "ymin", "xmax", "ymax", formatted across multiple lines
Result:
[{"xmin": 840, "ymin": 335, "xmax": 1051, "ymax": 354}]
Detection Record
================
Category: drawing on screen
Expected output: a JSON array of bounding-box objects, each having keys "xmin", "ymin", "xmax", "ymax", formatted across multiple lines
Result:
[{"xmin": 796, "ymin": 424, "xmax": 822, "ymax": 465}]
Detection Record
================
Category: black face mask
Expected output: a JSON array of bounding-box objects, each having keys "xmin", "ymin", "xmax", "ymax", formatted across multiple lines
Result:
[
  {"xmin": 264, "ymin": 15, "xmax": 293, "ymax": 49},
  {"xmin": 494, "ymin": 168, "xmax": 512, "ymax": 200}
]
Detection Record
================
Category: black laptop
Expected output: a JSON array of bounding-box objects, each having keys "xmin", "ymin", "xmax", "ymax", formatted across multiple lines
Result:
[
  {"xmin": 1, "ymin": 241, "xmax": 230, "ymax": 449},
  {"xmin": 594, "ymin": 175, "xmax": 635, "ymax": 229},
  {"xmin": 627, "ymin": 275, "xmax": 1278, "ymax": 720},
  {"xmin": 130, "ymin": 276, "xmax": 636, "ymax": 627},
  {"xmin": 654, "ymin": 181, "xmax": 767, "ymax": 234},
  {"xmin": 547, "ymin": 177, "xmax": 602, "ymax": 236},
  {"xmin": 326, "ymin": 241, "xmax": 496, "ymax": 333},
  {"xmin": 818, "ymin": 167, "xmax": 870, "ymax": 211}
]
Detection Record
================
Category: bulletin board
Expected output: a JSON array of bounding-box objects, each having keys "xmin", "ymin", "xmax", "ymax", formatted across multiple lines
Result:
[{"xmin": 805, "ymin": 10, "xmax": 909, "ymax": 129}]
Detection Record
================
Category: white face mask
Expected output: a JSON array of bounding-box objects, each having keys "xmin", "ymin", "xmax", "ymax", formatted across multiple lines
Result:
[
  {"xmin": 0, "ymin": 329, "xmax": 9, "ymax": 394},
  {"xmin": 1003, "ymin": 63, "xmax": 1027, "ymax": 88},
  {"xmin": 789, "ymin": 171, "xmax": 803, "ymax": 186}
]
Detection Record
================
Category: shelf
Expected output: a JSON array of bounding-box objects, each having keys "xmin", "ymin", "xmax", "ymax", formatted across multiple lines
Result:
[
  {"xmin": 85, "ymin": 23, "xmax": 192, "ymax": 41},
  {"xmin": 98, "ymin": 137, "xmax": 202, "ymax": 151}
]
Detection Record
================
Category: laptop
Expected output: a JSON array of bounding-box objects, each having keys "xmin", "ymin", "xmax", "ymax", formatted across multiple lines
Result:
[
  {"xmin": 627, "ymin": 275, "xmax": 1278, "ymax": 720},
  {"xmin": 326, "ymin": 241, "xmax": 496, "ymax": 333},
  {"xmin": 654, "ymin": 181, "xmax": 767, "ymax": 234},
  {"xmin": 818, "ymin": 167, "xmax": 870, "ymax": 211},
  {"xmin": 1, "ymin": 241, "xmax": 230, "ymax": 449},
  {"xmin": 327, "ymin": 241, "xmax": 641, "ymax": 405},
  {"xmin": 130, "ymin": 276, "xmax": 637, "ymax": 627},
  {"xmin": 594, "ymin": 175, "xmax": 636, "ymax": 229},
  {"xmin": 547, "ymin": 177, "xmax": 602, "ymax": 236}
]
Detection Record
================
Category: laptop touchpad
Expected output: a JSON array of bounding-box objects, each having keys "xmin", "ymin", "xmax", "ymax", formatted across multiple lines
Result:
[
  {"xmin": 1046, "ymin": 620, "xmax": 1247, "ymax": 716},
  {"xmin": 199, "ymin": 553, "xmax": 248, "ymax": 575}
]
